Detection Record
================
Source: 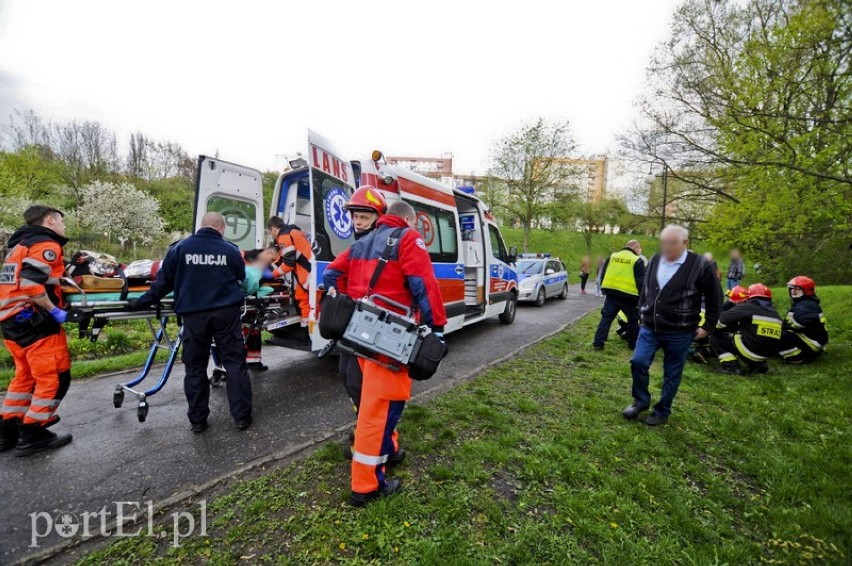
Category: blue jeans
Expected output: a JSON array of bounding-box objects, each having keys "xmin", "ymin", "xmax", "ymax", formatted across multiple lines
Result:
[
  {"xmin": 726, "ymin": 278, "xmax": 740, "ymax": 290},
  {"xmin": 630, "ymin": 326, "xmax": 694, "ymax": 418}
]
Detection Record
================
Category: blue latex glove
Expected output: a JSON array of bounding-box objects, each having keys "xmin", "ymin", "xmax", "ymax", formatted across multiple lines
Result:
[
  {"xmin": 262, "ymin": 268, "xmax": 275, "ymax": 280},
  {"xmin": 48, "ymin": 306, "xmax": 67, "ymax": 324}
]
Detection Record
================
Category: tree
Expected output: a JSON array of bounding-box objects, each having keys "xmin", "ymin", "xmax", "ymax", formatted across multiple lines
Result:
[
  {"xmin": 489, "ymin": 118, "xmax": 579, "ymax": 250},
  {"xmin": 76, "ymin": 181, "xmax": 165, "ymax": 246},
  {"xmin": 623, "ymin": 0, "xmax": 851, "ymax": 282},
  {"xmin": 572, "ymin": 198, "xmax": 629, "ymax": 252}
]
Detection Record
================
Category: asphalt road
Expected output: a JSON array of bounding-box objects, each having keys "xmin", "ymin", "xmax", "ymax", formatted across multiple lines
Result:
[{"xmin": 0, "ymin": 288, "xmax": 603, "ymax": 564}]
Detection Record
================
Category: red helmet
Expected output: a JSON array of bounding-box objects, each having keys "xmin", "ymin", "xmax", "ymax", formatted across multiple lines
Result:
[
  {"xmin": 787, "ymin": 275, "xmax": 816, "ymax": 296},
  {"xmin": 747, "ymin": 283, "xmax": 772, "ymax": 300},
  {"xmin": 728, "ymin": 285, "xmax": 749, "ymax": 304},
  {"xmin": 345, "ymin": 186, "xmax": 387, "ymax": 215}
]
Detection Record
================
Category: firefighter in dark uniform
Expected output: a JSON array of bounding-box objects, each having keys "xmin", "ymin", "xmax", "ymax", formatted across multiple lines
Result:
[
  {"xmin": 131, "ymin": 212, "xmax": 252, "ymax": 432},
  {"xmin": 690, "ymin": 285, "xmax": 748, "ymax": 364},
  {"xmin": 328, "ymin": 187, "xmax": 396, "ymax": 461},
  {"xmin": 0, "ymin": 206, "xmax": 73, "ymax": 456},
  {"xmin": 711, "ymin": 283, "xmax": 783, "ymax": 375},
  {"xmin": 779, "ymin": 276, "xmax": 829, "ymax": 364}
]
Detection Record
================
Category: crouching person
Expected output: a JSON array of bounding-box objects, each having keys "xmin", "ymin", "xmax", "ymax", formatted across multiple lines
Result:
[
  {"xmin": 779, "ymin": 276, "xmax": 828, "ymax": 364},
  {"xmin": 711, "ymin": 283, "xmax": 782, "ymax": 375},
  {"xmin": 324, "ymin": 201, "xmax": 447, "ymax": 506},
  {"xmin": 0, "ymin": 206, "xmax": 73, "ymax": 456}
]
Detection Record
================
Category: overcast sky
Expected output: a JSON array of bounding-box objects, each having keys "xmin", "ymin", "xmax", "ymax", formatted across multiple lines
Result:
[{"xmin": 0, "ymin": 0, "xmax": 680, "ymax": 175}]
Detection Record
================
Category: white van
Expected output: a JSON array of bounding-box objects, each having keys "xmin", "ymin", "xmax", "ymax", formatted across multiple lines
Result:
[{"xmin": 194, "ymin": 130, "xmax": 519, "ymax": 351}]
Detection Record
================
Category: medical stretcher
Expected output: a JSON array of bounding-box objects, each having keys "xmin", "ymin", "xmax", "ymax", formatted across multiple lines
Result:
[{"xmin": 63, "ymin": 280, "xmax": 299, "ymax": 422}]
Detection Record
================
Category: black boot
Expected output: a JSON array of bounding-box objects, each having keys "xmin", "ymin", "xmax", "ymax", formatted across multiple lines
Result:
[
  {"xmin": 719, "ymin": 361, "xmax": 743, "ymax": 375},
  {"xmin": 349, "ymin": 478, "xmax": 402, "ymax": 507},
  {"xmin": 747, "ymin": 361, "xmax": 769, "ymax": 375},
  {"xmin": 387, "ymin": 448, "xmax": 406, "ymax": 466},
  {"xmin": 0, "ymin": 418, "xmax": 21, "ymax": 452},
  {"xmin": 15, "ymin": 423, "xmax": 72, "ymax": 457}
]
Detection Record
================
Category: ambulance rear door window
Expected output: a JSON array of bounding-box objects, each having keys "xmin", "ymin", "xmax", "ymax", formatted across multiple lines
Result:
[{"xmin": 204, "ymin": 196, "xmax": 257, "ymax": 251}]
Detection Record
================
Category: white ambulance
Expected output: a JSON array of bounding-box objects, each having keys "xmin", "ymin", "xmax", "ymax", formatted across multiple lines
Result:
[{"xmin": 194, "ymin": 130, "xmax": 519, "ymax": 351}]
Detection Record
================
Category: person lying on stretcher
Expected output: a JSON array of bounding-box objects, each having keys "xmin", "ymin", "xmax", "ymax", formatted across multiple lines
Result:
[
  {"xmin": 240, "ymin": 245, "xmax": 279, "ymax": 371},
  {"xmin": 241, "ymin": 246, "xmax": 278, "ymax": 297}
]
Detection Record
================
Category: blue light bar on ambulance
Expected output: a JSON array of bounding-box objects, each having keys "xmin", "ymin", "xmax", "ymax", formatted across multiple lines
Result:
[
  {"xmin": 519, "ymin": 253, "xmax": 552, "ymax": 258},
  {"xmin": 457, "ymin": 186, "xmax": 475, "ymax": 195}
]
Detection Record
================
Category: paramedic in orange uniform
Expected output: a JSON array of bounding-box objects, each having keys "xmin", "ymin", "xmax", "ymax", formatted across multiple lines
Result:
[
  {"xmin": 0, "ymin": 205, "xmax": 73, "ymax": 457},
  {"xmin": 324, "ymin": 200, "xmax": 447, "ymax": 506},
  {"xmin": 267, "ymin": 218, "xmax": 313, "ymax": 324}
]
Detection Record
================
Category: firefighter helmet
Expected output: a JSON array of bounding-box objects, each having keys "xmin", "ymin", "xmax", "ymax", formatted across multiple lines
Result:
[
  {"xmin": 728, "ymin": 285, "xmax": 749, "ymax": 304},
  {"xmin": 747, "ymin": 283, "xmax": 772, "ymax": 300},
  {"xmin": 345, "ymin": 186, "xmax": 387, "ymax": 215},
  {"xmin": 787, "ymin": 275, "xmax": 816, "ymax": 296}
]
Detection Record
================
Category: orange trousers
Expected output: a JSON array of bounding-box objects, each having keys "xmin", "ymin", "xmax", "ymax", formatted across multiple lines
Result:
[
  {"xmin": 294, "ymin": 285, "xmax": 310, "ymax": 320},
  {"xmin": 1, "ymin": 331, "xmax": 71, "ymax": 425},
  {"xmin": 351, "ymin": 359, "xmax": 410, "ymax": 494}
]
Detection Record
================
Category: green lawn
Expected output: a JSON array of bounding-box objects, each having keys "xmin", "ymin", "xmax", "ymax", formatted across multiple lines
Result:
[{"xmin": 77, "ymin": 286, "xmax": 851, "ymax": 565}]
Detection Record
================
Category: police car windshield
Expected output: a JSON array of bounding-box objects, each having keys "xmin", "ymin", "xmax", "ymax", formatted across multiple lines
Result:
[{"xmin": 517, "ymin": 260, "xmax": 543, "ymax": 275}]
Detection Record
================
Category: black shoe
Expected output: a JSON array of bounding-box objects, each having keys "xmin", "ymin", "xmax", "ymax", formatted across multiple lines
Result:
[
  {"xmin": 190, "ymin": 420, "xmax": 208, "ymax": 433},
  {"xmin": 387, "ymin": 448, "xmax": 406, "ymax": 466},
  {"xmin": 235, "ymin": 417, "xmax": 252, "ymax": 430},
  {"xmin": 641, "ymin": 414, "xmax": 669, "ymax": 426},
  {"xmin": 719, "ymin": 362, "xmax": 743, "ymax": 376},
  {"xmin": 247, "ymin": 362, "xmax": 268, "ymax": 371},
  {"xmin": 0, "ymin": 418, "xmax": 21, "ymax": 452},
  {"xmin": 593, "ymin": 344, "xmax": 604, "ymax": 350},
  {"xmin": 622, "ymin": 403, "xmax": 650, "ymax": 420},
  {"xmin": 342, "ymin": 443, "xmax": 353, "ymax": 460},
  {"xmin": 15, "ymin": 424, "xmax": 72, "ymax": 457},
  {"xmin": 349, "ymin": 478, "xmax": 402, "ymax": 507},
  {"xmin": 747, "ymin": 361, "xmax": 769, "ymax": 375}
]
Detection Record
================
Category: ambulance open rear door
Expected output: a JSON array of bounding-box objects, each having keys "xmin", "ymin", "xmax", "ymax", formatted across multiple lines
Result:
[
  {"xmin": 193, "ymin": 155, "xmax": 265, "ymax": 251},
  {"xmin": 304, "ymin": 130, "xmax": 357, "ymax": 349}
]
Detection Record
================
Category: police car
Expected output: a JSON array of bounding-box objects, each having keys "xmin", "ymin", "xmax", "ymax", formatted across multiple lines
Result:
[{"xmin": 516, "ymin": 254, "xmax": 569, "ymax": 306}]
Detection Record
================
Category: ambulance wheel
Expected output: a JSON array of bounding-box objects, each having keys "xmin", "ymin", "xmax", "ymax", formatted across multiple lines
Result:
[
  {"xmin": 558, "ymin": 284, "xmax": 569, "ymax": 300},
  {"xmin": 113, "ymin": 389, "xmax": 124, "ymax": 409},
  {"xmin": 137, "ymin": 401, "xmax": 149, "ymax": 423},
  {"xmin": 210, "ymin": 369, "xmax": 225, "ymax": 387},
  {"xmin": 534, "ymin": 287, "xmax": 546, "ymax": 307},
  {"xmin": 499, "ymin": 294, "xmax": 517, "ymax": 324}
]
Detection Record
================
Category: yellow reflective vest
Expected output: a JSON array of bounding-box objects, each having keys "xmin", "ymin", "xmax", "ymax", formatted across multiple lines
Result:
[{"xmin": 601, "ymin": 249, "xmax": 640, "ymax": 296}]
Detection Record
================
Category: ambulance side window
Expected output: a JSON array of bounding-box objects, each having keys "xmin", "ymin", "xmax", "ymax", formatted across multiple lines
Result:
[
  {"xmin": 488, "ymin": 225, "xmax": 507, "ymax": 264},
  {"xmin": 406, "ymin": 201, "xmax": 458, "ymax": 263}
]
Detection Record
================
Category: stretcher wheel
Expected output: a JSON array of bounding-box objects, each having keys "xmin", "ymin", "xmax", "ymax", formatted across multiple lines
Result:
[
  {"xmin": 210, "ymin": 369, "xmax": 225, "ymax": 387},
  {"xmin": 113, "ymin": 389, "xmax": 124, "ymax": 408},
  {"xmin": 137, "ymin": 401, "xmax": 149, "ymax": 423}
]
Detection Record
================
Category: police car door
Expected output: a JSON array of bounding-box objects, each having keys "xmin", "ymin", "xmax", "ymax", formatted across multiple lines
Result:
[{"xmin": 194, "ymin": 156, "xmax": 265, "ymax": 250}]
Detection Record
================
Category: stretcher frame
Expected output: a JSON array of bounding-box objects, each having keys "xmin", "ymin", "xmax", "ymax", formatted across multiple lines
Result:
[{"xmin": 65, "ymin": 279, "xmax": 297, "ymax": 422}]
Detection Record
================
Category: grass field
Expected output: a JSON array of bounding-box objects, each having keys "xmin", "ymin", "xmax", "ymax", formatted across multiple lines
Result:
[{"xmin": 76, "ymin": 286, "xmax": 851, "ymax": 565}]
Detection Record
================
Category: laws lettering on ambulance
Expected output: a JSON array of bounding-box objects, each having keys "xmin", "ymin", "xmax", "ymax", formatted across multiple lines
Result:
[{"xmin": 185, "ymin": 254, "xmax": 228, "ymax": 266}]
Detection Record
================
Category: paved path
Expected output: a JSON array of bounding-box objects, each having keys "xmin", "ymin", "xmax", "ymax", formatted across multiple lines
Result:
[{"xmin": 0, "ymin": 288, "xmax": 603, "ymax": 563}]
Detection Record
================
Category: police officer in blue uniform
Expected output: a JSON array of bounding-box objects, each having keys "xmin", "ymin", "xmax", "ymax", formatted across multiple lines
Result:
[{"xmin": 131, "ymin": 212, "xmax": 252, "ymax": 432}]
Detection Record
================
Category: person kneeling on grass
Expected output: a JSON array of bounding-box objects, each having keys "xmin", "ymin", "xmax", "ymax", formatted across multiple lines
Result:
[
  {"xmin": 690, "ymin": 285, "xmax": 748, "ymax": 364},
  {"xmin": 710, "ymin": 283, "xmax": 782, "ymax": 376},
  {"xmin": 779, "ymin": 276, "xmax": 829, "ymax": 364}
]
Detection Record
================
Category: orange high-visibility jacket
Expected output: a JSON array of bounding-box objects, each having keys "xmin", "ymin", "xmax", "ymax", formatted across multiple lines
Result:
[
  {"xmin": 272, "ymin": 225, "xmax": 312, "ymax": 290},
  {"xmin": 0, "ymin": 225, "xmax": 67, "ymax": 322}
]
